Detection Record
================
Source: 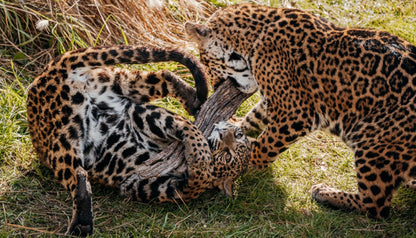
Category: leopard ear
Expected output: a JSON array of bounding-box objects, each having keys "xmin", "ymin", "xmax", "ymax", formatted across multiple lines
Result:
[{"xmin": 185, "ymin": 22, "xmax": 211, "ymax": 43}]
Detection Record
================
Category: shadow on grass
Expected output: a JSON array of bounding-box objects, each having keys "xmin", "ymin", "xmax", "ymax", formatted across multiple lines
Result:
[
  {"xmin": 1, "ymin": 166, "xmax": 289, "ymax": 236},
  {"xmin": 2, "ymin": 165, "xmax": 416, "ymax": 237}
]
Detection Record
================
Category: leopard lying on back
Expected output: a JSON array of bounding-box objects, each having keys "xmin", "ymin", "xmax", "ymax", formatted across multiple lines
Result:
[{"xmin": 26, "ymin": 45, "xmax": 251, "ymax": 235}]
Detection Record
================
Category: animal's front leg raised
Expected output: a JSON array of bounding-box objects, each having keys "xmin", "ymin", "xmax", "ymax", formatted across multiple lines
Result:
[
  {"xmin": 238, "ymin": 98, "xmax": 268, "ymax": 135},
  {"xmin": 250, "ymin": 113, "xmax": 311, "ymax": 170}
]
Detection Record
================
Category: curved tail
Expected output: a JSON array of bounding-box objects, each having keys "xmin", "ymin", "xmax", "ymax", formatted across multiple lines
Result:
[{"xmin": 46, "ymin": 45, "xmax": 209, "ymax": 103}]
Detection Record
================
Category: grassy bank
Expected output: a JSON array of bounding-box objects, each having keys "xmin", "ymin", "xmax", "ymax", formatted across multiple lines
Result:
[{"xmin": 1, "ymin": 0, "xmax": 416, "ymax": 237}]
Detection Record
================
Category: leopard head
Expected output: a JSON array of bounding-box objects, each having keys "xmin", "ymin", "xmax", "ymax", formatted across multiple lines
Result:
[
  {"xmin": 185, "ymin": 8, "xmax": 258, "ymax": 94},
  {"xmin": 207, "ymin": 121, "xmax": 251, "ymax": 197}
]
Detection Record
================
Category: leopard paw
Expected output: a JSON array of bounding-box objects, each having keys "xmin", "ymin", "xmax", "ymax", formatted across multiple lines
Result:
[
  {"xmin": 311, "ymin": 183, "xmax": 337, "ymax": 203},
  {"xmin": 404, "ymin": 179, "xmax": 416, "ymax": 190},
  {"xmin": 67, "ymin": 219, "xmax": 93, "ymax": 237}
]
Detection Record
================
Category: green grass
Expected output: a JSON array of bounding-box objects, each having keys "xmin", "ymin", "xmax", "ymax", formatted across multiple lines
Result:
[{"xmin": 1, "ymin": 0, "xmax": 416, "ymax": 237}]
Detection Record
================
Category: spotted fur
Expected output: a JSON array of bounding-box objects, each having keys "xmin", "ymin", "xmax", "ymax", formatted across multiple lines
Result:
[
  {"xmin": 26, "ymin": 45, "xmax": 250, "ymax": 235},
  {"xmin": 185, "ymin": 4, "xmax": 416, "ymax": 219}
]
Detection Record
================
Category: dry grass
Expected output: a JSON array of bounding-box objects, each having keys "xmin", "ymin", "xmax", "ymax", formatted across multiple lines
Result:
[{"xmin": 0, "ymin": 0, "xmax": 215, "ymax": 79}]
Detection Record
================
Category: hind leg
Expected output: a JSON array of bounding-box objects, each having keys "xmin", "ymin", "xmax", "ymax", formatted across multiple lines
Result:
[
  {"xmin": 88, "ymin": 68, "xmax": 202, "ymax": 115},
  {"xmin": 125, "ymin": 69, "xmax": 203, "ymax": 115},
  {"xmin": 312, "ymin": 146, "xmax": 404, "ymax": 219},
  {"xmin": 311, "ymin": 177, "xmax": 395, "ymax": 218}
]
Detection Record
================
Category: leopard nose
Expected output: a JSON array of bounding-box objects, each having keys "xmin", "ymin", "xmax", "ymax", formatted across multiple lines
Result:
[{"xmin": 219, "ymin": 129, "xmax": 230, "ymax": 139}]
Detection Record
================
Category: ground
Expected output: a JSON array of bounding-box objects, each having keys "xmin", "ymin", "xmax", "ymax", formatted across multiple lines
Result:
[{"xmin": 1, "ymin": 0, "xmax": 416, "ymax": 236}]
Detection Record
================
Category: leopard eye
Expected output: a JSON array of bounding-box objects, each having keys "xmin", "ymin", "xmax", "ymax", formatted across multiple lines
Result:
[
  {"xmin": 229, "ymin": 52, "xmax": 243, "ymax": 61},
  {"xmin": 227, "ymin": 52, "xmax": 248, "ymax": 72},
  {"xmin": 225, "ymin": 153, "xmax": 232, "ymax": 162},
  {"xmin": 235, "ymin": 131, "xmax": 244, "ymax": 139}
]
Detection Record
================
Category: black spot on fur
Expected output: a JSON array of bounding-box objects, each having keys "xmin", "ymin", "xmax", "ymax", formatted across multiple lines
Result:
[
  {"xmin": 64, "ymin": 168, "xmax": 72, "ymax": 180},
  {"xmin": 153, "ymin": 49, "xmax": 167, "ymax": 60},
  {"xmin": 365, "ymin": 173, "xmax": 377, "ymax": 181},
  {"xmin": 95, "ymin": 153, "xmax": 112, "ymax": 172},
  {"xmin": 291, "ymin": 121, "xmax": 304, "ymax": 131},
  {"xmin": 71, "ymin": 92, "xmax": 85, "ymax": 104},
  {"xmin": 109, "ymin": 50, "xmax": 118, "ymax": 57},
  {"xmin": 68, "ymin": 126, "xmax": 78, "ymax": 139},
  {"xmin": 370, "ymin": 185, "xmax": 381, "ymax": 196},
  {"xmin": 145, "ymin": 74, "xmax": 161, "ymax": 84},
  {"xmin": 348, "ymin": 29, "xmax": 376, "ymax": 38},
  {"xmin": 106, "ymin": 155, "xmax": 118, "ymax": 175},
  {"xmin": 136, "ymin": 49, "xmax": 150, "ymax": 63},
  {"xmin": 165, "ymin": 116, "xmax": 174, "ymax": 129},
  {"xmin": 380, "ymin": 206, "xmax": 390, "ymax": 218},
  {"xmin": 114, "ymin": 141, "xmax": 127, "ymax": 152},
  {"xmin": 99, "ymin": 122, "xmax": 109, "ymax": 134},
  {"xmin": 363, "ymin": 197, "xmax": 373, "ymax": 203},
  {"xmin": 123, "ymin": 50, "xmax": 134, "ymax": 58},
  {"xmin": 70, "ymin": 62, "xmax": 85, "ymax": 70},
  {"xmin": 358, "ymin": 182, "xmax": 368, "ymax": 191},
  {"xmin": 64, "ymin": 154, "xmax": 72, "ymax": 166},
  {"xmin": 146, "ymin": 115, "xmax": 165, "ymax": 139},
  {"xmin": 380, "ymin": 171, "xmax": 392, "ymax": 182},
  {"xmin": 122, "ymin": 147, "xmax": 137, "ymax": 158},
  {"xmin": 402, "ymin": 57, "xmax": 416, "ymax": 75},
  {"xmin": 116, "ymin": 160, "xmax": 126, "ymax": 174},
  {"xmin": 57, "ymin": 170, "xmax": 63, "ymax": 181},
  {"xmin": 112, "ymin": 82, "xmax": 123, "ymax": 95},
  {"xmin": 359, "ymin": 165, "xmax": 371, "ymax": 173},
  {"xmin": 278, "ymin": 20, "xmax": 288, "ymax": 27},
  {"xmin": 98, "ymin": 73, "xmax": 110, "ymax": 82},
  {"xmin": 135, "ymin": 152, "xmax": 149, "ymax": 165},
  {"xmin": 46, "ymin": 84, "xmax": 57, "ymax": 92},
  {"xmin": 106, "ymin": 133, "xmax": 121, "ymax": 148},
  {"xmin": 59, "ymin": 134, "xmax": 71, "ymax": 150}
]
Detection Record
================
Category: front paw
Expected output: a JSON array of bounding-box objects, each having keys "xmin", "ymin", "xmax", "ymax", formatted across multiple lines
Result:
[
  {"xmin": 227, "ymin": 116, "xmax": 243, "ymax": 126},
  {"xmin": 311, "ymin": 183, "xmax": 336, "ymax": 203}
]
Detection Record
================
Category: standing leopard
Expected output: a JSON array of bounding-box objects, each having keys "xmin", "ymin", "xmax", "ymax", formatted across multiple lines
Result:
[
  {"xmin": 26, "ymin": 45, "xmax": 251, "ymax": 235},
  {"xmin": 185, "ymin": 3, "xmax": 416, "ymax": 219}
]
